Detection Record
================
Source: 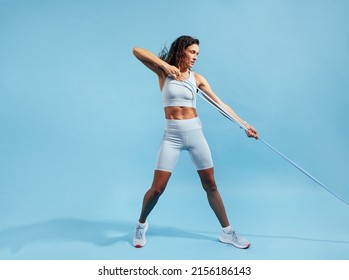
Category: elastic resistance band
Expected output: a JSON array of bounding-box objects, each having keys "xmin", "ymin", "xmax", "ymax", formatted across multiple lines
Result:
[{"xmin": 180, "ymin": 77, "xmax": 348, "ymax": 207}]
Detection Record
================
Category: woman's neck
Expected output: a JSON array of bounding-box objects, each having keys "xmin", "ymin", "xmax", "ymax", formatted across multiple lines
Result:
[{"xmin": 180, "ymin": 68, "xmax": 190, "ymax": 78}]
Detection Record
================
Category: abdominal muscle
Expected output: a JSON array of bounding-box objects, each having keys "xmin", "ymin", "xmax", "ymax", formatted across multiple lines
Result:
[{"xmin": 164, "ymin": 106, "xmax": 198, "ymax": 120}]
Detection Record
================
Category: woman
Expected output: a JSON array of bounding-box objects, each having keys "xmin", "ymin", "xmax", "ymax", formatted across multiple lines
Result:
[{"xmin": 132, "ymin": 35, "xmax": 258, "ymax": 249}]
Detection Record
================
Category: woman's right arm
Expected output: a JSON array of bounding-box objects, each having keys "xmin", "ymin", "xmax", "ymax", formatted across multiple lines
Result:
[{"xmin": 133, "ymin": 47, "xmax": 181, "ymax": 81}]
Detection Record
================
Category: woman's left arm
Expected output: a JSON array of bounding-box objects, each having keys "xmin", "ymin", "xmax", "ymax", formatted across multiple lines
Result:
[{"xmin": 195, "ymin": 73, "xmax": 259, "ymax": 139}]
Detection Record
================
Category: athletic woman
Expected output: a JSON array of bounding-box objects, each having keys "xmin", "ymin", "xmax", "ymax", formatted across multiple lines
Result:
[{"xmin": 132, "ymin": 35, "xmax": 258, "ymax": 249}]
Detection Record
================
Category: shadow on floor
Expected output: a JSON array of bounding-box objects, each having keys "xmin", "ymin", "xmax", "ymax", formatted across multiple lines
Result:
[
  {"xmin": 0, "ymin": 218, "xmax": 215, "ymax": 255},
  {"xmin": 1, "ymin": 218, "xmax": 348, "ymax": 256}
]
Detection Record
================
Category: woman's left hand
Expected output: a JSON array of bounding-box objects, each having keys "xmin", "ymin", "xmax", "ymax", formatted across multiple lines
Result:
[{"xmin": 245, "ymin": 124, "xmax": 259, "ymax": 139}]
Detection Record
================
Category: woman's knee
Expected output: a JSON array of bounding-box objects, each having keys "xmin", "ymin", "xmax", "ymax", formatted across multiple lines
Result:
[
  {"xmin": 149, "ymin": 170, "xmax": 171, "ymax": 198},
  {"xmin": 198, "ymin": 168, "xmax": 218, "ymax": 192},
  {"xmin": 150, "ymin": 185, "xmax": 166, "ymax": 198},
  {"xmin": 202, "ymin": 180, "xmax": 218, "ymax": 193}
]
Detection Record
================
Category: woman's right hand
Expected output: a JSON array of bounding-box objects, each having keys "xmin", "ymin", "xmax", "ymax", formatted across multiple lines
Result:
[{"xmin": 163, "ymin": 64, "xmax": 181, "ymax": 80}]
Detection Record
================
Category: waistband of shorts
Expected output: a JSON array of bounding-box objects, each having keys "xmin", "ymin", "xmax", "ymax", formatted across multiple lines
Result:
[{"xmin": 165, "ymin": 117, "xmax": 202, "ymax": 131}]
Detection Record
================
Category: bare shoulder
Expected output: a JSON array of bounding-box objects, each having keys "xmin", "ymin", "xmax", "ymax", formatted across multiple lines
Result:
[
  {"xmin": 194, "ymin": 72, "xmax": 204, "ymax": 80},
  {"xmin": 194, "ymin": 72, "xmax": 206, "ymax": 86},
  {"xmin": 194, "ymin": 72, "xmax": 210, "ymax": 88}
]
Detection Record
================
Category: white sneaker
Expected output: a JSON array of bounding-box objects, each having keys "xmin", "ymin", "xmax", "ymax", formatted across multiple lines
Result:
[
  {"xmin": 219, "ymin": 229, "xmax": 250, "ymax": 249},
  {"xmin": 133, "ymin": 221, "xmax": 148, "ymax": 248}
]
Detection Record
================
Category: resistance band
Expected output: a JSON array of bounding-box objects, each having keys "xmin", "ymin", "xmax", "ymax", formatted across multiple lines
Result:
[{"xmin": 181, "ymin": 77, "xmax": 348, "ymax": 206}]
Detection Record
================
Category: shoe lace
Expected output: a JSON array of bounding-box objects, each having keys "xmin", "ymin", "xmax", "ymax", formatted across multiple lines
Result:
[
  {"xmin": 228, "ymin": 230, "xmax": 239, "ymax": 242},
  {"xmin": 135, "ymin": 225, "xmax": 144, "ymax": 239}
]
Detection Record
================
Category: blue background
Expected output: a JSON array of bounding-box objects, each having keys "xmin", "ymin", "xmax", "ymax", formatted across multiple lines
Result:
[{"xmin": 1, "ymin": 0, "xmax": 348, "ymax": 259}]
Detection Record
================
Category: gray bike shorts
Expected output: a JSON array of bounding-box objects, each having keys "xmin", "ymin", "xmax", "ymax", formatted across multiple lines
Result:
[{"xmin": 155, "ymin": 117, "xmax": 214, "ymax": 172}]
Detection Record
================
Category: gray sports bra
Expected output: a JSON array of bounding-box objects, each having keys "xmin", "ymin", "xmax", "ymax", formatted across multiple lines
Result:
[{"xmin": 161, "ymin": 71, "xmax": 197, "ymax": 108}]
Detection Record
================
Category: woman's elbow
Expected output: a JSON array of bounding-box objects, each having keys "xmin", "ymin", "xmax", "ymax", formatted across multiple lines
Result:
[
  {"xmin": 132, "ymin": 47, "xmax": 138, "ymax": 55},
  {"xmin": 132, "ymin": 47, "xmax": 142, "ymax": 57}
]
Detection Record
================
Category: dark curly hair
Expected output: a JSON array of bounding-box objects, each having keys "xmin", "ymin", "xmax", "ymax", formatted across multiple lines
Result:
[{"xmin": 159, "ymin": 35, "xmax": 199, "ymax": 67}]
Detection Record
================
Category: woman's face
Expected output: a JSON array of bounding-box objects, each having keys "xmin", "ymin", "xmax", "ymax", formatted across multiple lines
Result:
[{"xmin": 181, "ymin": 44, "xmax": 199, "ymax": 69}]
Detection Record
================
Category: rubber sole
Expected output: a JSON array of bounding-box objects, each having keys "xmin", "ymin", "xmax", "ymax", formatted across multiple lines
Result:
[{"xmin": 219, "ymin": 237, "xmax": 250, "ymax": 249}]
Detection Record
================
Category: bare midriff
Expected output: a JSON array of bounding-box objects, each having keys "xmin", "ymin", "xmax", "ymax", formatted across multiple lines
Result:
[{"xmin": 164, "ymin": 106, "xmax": 198, "ymax": 120}]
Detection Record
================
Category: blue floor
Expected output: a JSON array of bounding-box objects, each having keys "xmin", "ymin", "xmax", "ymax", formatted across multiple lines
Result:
[{"xmin": 1, "ymin": 164, "xmax": 348, "ymax": 260}]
